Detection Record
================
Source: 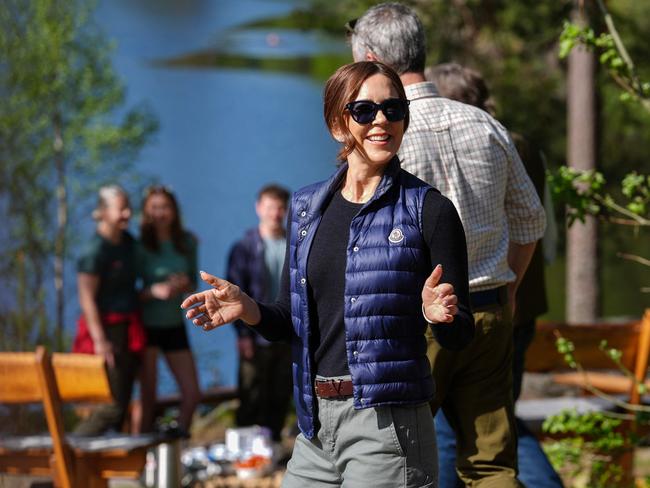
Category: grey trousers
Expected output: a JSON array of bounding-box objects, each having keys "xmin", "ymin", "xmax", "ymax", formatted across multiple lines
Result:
[{"xmin": 282, "ymin": 393, "xmax": 437, "ymax": 487}]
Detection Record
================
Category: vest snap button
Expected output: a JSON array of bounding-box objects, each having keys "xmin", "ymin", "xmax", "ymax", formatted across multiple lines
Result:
[
  {"xmin": 300, "ymin": 229, "xmax": 307, "ymax": 237},
  {"xmin": 353, "ymin": 350, "xmax": 359, "ymax": 357},
  {"xmin": 300, "ymin": 211, "xmax": 307, "ymax": 217},
  {"xmin": 350, "ymin": 297, "xmax": 357, "ymax": 303},
  {"xmin": 300, "ymin": 278, "xmax": 306, "ymax": 285},
  {"xmin": 353, "ymin": 246, "xmax": 359, "ymax": 252}
]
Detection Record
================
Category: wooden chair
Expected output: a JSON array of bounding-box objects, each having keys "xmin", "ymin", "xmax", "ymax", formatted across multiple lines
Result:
[
  {"xmin": 0, "ymin": 346, "xmax": 160, "ymax": 487},
  {"xmin": 0, "ymin": 347, "xmax": 72, "ymax": 485}
]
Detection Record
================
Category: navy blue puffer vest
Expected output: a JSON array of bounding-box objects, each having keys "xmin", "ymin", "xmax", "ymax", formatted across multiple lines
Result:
[{"xmin": 289, "ymin": 157, "xmax": 435, "ymax": 439}]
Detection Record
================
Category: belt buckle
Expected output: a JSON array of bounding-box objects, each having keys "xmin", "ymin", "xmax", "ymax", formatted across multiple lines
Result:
[
  {"xmin": 329, "ymin": 379, "xmax": 347, "ymax": 399},
  {"xmin": 317, "ymin": 378, "xmax": 348, "ymax": 399}
]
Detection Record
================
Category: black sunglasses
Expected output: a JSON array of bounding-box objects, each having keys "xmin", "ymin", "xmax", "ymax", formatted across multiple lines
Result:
[{"xmin": 345, "ymin": 98, "xmax": 410, "ymax": 125}]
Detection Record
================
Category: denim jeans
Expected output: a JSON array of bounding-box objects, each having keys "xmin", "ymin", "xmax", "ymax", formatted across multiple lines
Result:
[{"xmin": 435, "ymin": 410, "xmax": 564, "ymax": 488}]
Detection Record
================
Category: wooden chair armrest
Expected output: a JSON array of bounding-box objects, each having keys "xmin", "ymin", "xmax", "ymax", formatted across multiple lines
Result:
[{"xmin": 552, "ymin": 371, "xmax": 637, "ymax": 394}]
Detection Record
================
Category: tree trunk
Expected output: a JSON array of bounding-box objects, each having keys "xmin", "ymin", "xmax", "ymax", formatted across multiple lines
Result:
[
  {"xmin": 566, "ymin": 4, "xmax": 599, "ymax": 323},
  {"xmin": 53, "ymin": 113, "xmax": 66, "ymax": 350}
]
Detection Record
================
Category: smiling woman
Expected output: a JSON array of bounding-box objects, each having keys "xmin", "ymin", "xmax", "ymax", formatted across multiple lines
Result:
[
  {"xmin": 181, "ymin": 61, "xmax": 474, "ymax": 487},
  {"xmin": 324, "ymin": 62, "xmax": 409, "ymax": 170},
  {"xmin": 332, "ymin": 66, "xmax": 408, "ymax": 203}
]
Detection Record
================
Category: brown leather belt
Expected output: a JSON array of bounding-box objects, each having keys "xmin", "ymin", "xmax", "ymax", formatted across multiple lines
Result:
[{"xmin": 314, "ymin": 379, "xmax": 354, "ymax": 399}]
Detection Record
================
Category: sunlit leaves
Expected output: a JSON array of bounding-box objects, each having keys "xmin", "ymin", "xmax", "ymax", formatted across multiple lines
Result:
[
  {"xmin": 560, "ymin": 16, "xmax": 649, "ymax": 109},
  {"xmin": 548, "ymin": 166, "xmax": 650, "ymax": 226},
  {"xmin": 543, "ymin": 410, "xmax": 627, "ymax": 487}
]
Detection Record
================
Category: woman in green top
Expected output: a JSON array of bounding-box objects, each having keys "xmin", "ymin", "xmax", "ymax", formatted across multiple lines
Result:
[{"xmin": 137, "ymin": 185, "xmax": 201, "ymax": 437}]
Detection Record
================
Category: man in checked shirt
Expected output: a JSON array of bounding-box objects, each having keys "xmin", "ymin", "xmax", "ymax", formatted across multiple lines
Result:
[{"xmin": 349, "ymin": 4, "xmax": 546, "ymax": 487}]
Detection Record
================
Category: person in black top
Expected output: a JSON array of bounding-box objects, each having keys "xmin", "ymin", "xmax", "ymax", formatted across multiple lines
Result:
[
  {"xmin": 73, "ymin": 184, "xmax": 144, "ymax": 435},
  {"xmin": 183, "ymin": 61, "xmax": 474, "ymax": 487}
]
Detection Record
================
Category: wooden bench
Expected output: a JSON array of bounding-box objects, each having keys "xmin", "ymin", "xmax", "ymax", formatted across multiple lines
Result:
[
  {"xmin": 0, "ymin": 346, "xmax": 161, "ymax": 487},
  {"xmin": 516, "ymin": 309, "xmax": 650, "ymax": 431}
]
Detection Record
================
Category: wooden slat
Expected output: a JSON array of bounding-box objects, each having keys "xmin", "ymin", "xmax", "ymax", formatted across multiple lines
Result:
[
  {"xmin": 36, "ymin": 347, "xmax": 74, "ymax": 488},
  {"xmin": 80, "ymin": 450, "xmax": 147, "ymax": 479},
  {"xmin": 0, "ymin": 352, "xmax": 42, "ymax": 403},
  {"xmin": 52, "ymin": 352, "xmax": 112, "ymax": 403},
  {"xmin": 0, "ymin": 454, "xmax": 52, "ymax": 475},
  {"xmin": 631, "ymin": 310, "xmax": 650, "ymax": 404},
  {"xmin": 552, "ymin": 371, "xmax": 635, "ymax": 393}
]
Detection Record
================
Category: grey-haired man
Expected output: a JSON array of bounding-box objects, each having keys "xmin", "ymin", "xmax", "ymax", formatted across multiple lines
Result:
[{"xmin": 350, "ymin": 4, "xmax": 545, "ymax": 487}]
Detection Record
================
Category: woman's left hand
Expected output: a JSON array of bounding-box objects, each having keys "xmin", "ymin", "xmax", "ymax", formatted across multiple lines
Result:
[{"xmin": 422, "ymin": 264, "xmax": 458, "ymax": 324}]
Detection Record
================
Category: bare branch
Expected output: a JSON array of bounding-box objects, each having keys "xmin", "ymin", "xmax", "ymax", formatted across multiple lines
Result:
[
  {"xmin": 617, "ymin": 252, "xmax": 650, "ymax": 267},
  {"xmin": 595, "ymin": 0, "xmax": 635, "ymax": 70},
  {"xmin": 594, "ymin": 193, "xmax": 650, "ymax": 226}
]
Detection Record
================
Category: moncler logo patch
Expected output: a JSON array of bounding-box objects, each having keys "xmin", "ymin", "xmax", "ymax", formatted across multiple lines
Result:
[{"xmin": 388, "ymin": 228, "xmax": 404, "ymax": 244}]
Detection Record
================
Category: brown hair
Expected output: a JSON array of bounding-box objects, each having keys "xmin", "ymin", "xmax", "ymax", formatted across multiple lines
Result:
[
  {"xmin": 140, "ymin": 185, "xmax": 190, "ymax": 254},
  {"xmin": 324, "ymin": 61, "xmax": 409, "ymax": 162},
  {"xmin": 425, "ymin": 63, "xmax": 495, "ymax": 115},
  {"xmin": 257, "ymin": 184, "xmax": 290, "ymax": 204}
]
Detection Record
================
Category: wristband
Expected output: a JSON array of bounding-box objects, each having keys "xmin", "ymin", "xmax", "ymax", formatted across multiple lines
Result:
[{"xmin": 422, "ymin": 303, "xmax": 435, "ymax": 324}]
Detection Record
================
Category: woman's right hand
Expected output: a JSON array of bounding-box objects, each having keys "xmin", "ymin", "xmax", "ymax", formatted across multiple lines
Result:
[
  {"xmin": 93, "ymin": 337, "xmax": 115, "ymax": 368},
  {"xmin": 182, "ymin": 271, "xmax": 260, "ymax": 330}
]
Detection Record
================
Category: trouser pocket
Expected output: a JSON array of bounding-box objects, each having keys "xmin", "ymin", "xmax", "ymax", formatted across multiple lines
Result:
[{"xmin": 379, "ymin": 403, "xmax": 438, "ymax": 487}]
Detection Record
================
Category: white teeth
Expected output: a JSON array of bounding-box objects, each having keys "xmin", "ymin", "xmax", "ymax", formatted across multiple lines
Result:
[{"xmin": 368, "ymin": 134, "xmax": 390, "ymax": 141}]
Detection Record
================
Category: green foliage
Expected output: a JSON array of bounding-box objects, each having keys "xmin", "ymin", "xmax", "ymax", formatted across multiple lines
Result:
[
  {"xmin": 556, "ymin": 335, "xmax": 577, "ymax": 368},
  {"xmin": 0, "ymin": 0, "xmax": 157, "ymax": 350},
  {"xmin": 547, "ymin": 332, "xmax": 650, "ymax": 486},
  {"xmin": 547, "ymin": 166, "xmax": 604, "ymax": 224},
  {"xmin": 548, "ymin": 166, "xmax": 650, "ymax": 225},
  {"xmin": 560, "ymin": 17, "xmax": 650, "ymax": 107},
  {"xmin": 543, "ymin": 392, "xmax": 634, "ymax": 486},
  {"xmin": 544, "ymin": 410, "xmax": 623, "ymax": 447},
  {"xmin": 544, "ymin": 435, "xmax": 625, "ymax": 488},
  {"xmin": 621, "ymin": 172, "xmax": 650, "ymax": 216},
  {"xmin": 543, "ymin": 400, "xmax": 631, "ymax": 487}
]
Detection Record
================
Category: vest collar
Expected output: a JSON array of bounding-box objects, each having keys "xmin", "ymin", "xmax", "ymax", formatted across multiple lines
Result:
[{"xmin": 308, "ymin": 156, "xmax": 401, "ymax": 217}]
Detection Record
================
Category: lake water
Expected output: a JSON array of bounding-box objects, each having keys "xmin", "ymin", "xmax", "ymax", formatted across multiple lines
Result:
[{"xmin": 92, "ymin": 0, "xmax": 346, "ymax": 393}]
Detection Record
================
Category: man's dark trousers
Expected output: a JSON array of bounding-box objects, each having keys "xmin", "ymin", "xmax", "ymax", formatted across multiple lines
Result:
[{"xmin": 237, "ymin": 342, "xmax": 292, "ymax": 442}]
